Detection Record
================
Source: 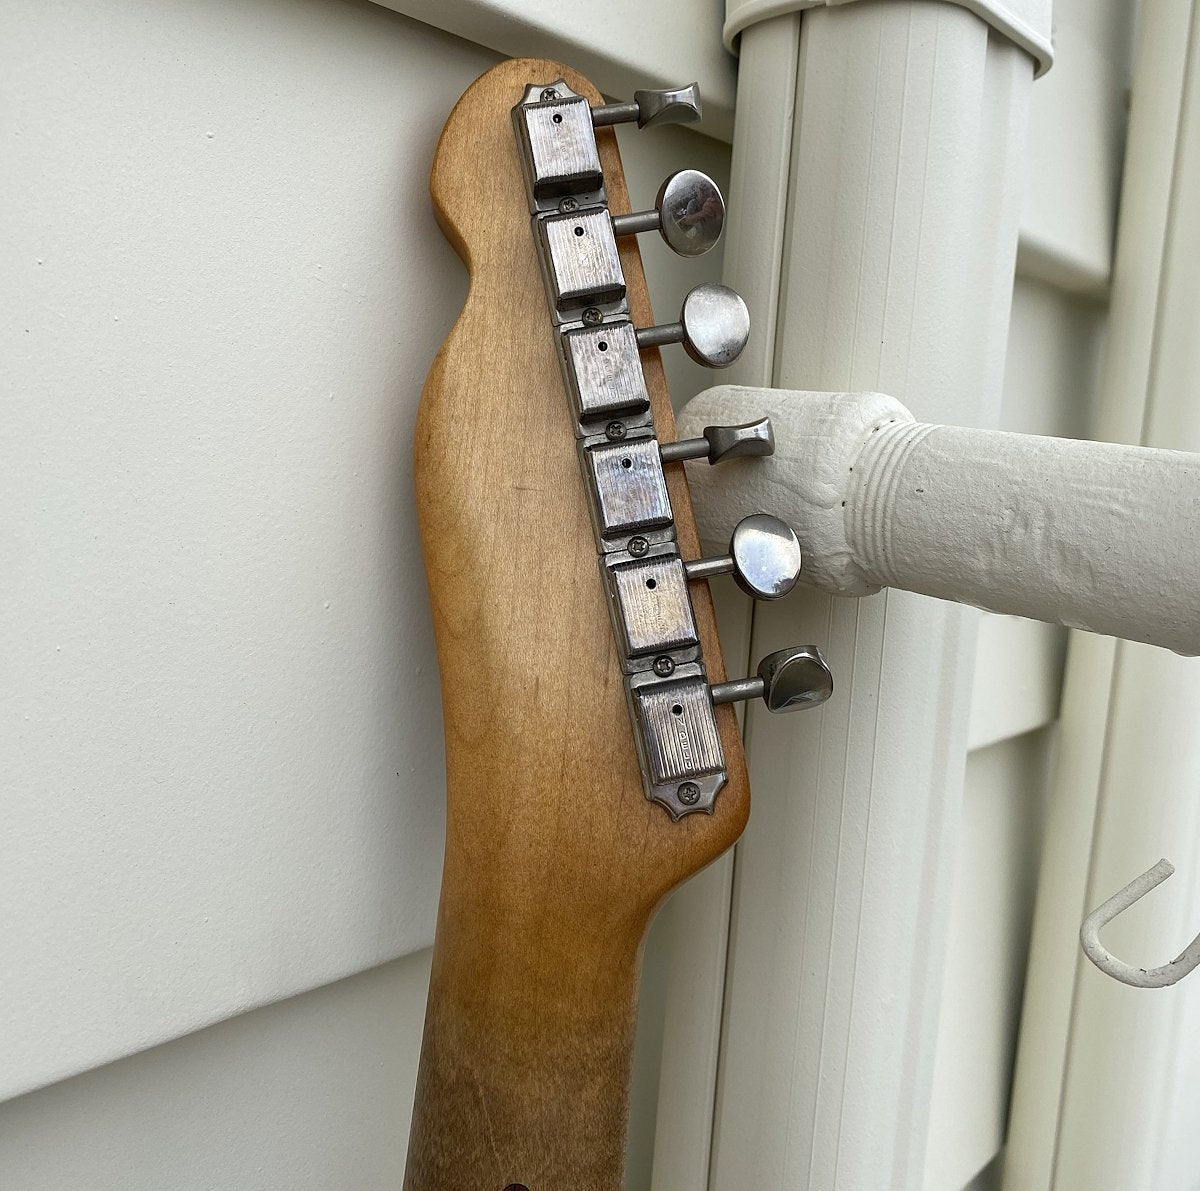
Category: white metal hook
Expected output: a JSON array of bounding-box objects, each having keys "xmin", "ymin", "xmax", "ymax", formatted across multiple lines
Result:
[{"xmin": 1080, "ymin": 859, "xmax": 1200, "ymax": 988}]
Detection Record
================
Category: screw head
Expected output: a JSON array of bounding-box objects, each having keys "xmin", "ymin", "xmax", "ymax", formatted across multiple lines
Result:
[
  {"xmin": 582, "ymin": 307, "xmax": 603, "ymax": 326},
  {"xmin": 628, "ymin": 536, "xmax": 650, "ymax": 557},
  {"xmin": 559, "ymin": 197, "xmax": 579, "ymax": 213},
  {"xmin": 678, "ymin": 782, "xmax": 701, "ymax": 806},
  {"xmin": 605, "ymin": 420, "xmax": 627, "ymax": 441},
  {"xmin": 653, "ymin": 656, "xmax": 675, "ymax": 677},
  {"xmin": 540, "ymin": 88, "xmax": 560, "ymax": 101}
]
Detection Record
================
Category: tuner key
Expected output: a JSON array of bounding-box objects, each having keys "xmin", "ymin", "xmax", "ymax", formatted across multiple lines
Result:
[
  {"xmin": 683, "ymin": 513, "xmax": 801, "ymax": 600},
  {"xmin": 591, "ymin": 83, "xmax": 702, "ymax": 129},
  {"xmin": 711, "ymin": 646, "xmax": 834, "ymax": 714},
  {"xmin": 635, "ymin": 283, "xmax": 750, "ymax": 368},
  {"xmin": 659, "ymin": 417, "xmax": 775, "ymax": 465},
  {"xmin": 610, "ymin": 170, "xmax": 725, "ymax": 257}
]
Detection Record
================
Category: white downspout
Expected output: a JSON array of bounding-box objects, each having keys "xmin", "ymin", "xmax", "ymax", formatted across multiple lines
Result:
[{"xmin": 701, "ymin": 3, "xmax": 1042, "ymax": 1188}]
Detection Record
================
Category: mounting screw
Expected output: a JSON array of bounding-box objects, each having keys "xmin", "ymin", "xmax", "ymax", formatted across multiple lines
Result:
[
  {"xmin": 582, "ymin": 307, "xmax": 603, "ymax": 326},
  {"xmin": 540, "ymin": 88, "xmax": 560, "ymax": 101},
  {"xmin": 629, "ymin": 536, "xmax": 649, "ymax": 557},
  {"xmin": 606, "ymin": 420, "xmax": 627, "ymax": 441},
  {"xmin": 559, "ymin": 197, "xmax": 579, "ymax": 213},
  {"xmin": 653, "ymin": 656, "xmax": 675, "ymax": 677},
  {"xmin": 678, "ymin": 782, "xmax": 701, "ymax": 806}
]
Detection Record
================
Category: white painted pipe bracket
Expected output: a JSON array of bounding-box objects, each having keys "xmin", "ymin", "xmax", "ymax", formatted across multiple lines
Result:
[
  {"xmin": 679, "ymin": 385, "xmax": 1200, "ymax": 656},
  {"xmin": 724, "ymin": 0, "xmax": 1054, "ymax": 77}
]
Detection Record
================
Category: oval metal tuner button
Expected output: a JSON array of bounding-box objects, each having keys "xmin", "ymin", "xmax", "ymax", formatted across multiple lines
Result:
[
  {"xmin": 759, "ymin": 646, "xmax": 834, "ymax": 713},
  {"xmin": 681, "ymin": 283, "xmax": 750, "ymax": 368},
  {"xmin": 656, "ymin": 170, "xmax": 725, "ymax": 257},
  {"xmin": 730, "ymin": 513, "xmax": 802, "ymax": 599}
]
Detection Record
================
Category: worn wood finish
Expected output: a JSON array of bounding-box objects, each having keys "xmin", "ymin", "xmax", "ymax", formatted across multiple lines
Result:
[{"xmin": 404, "ymin": 59, "xmax": 750, "ymax": 1190}]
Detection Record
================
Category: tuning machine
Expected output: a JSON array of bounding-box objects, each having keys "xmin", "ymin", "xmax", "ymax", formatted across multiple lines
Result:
[
  {"xmin": 684, "ymin": 514, "xmax": 801, "ymax": 600},
  {"xmin": 601, "ymin": 516, "xmax": 803, "ymax": 678},
  {"xmin": 611, "ymin": 170, "xmax": 725, "ymax": 258},
  {"xmin": 628, "ymin": 645, "xmax": 832, "ymax": 817},
  {"xmin": 712, "ymin": 646, "xmax": 834, "ymax": 714},
  {"xmin": 514, "ymin": 80, "xmax": 702, "ymax": 212},
  {"xmin": 659, "ymin": 416, "xmax": 774, "ymax": 465},
  {"xmin": 637, "ymin": 283, "xmax": 750, "ymax": 368},
  {"xmin": 591, "ymin": 84, "xmax": 702, "ymax": 129}
]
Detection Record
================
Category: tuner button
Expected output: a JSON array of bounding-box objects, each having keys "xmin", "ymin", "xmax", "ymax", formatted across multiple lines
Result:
[
  {"xmin": 683, "ymin": 514, "xmax": 802, "ymax": 600},
  {"xmin": 610, "ymin": 170, "xmax": 725, "ymax": 257},
  {"xmin": 591, "ymin": 83, "xmax": 703, "ymax": 129},
  {"xmin": 710, "ymin": 646, "xmax": 834, "ymax": 714},
  {"xmin": 635, "ymin": 283, "xmax": 750, "ymax": 368},
  {"xmin": 659, "ymin": 417, "xmax": 775, "ymax": 465}
]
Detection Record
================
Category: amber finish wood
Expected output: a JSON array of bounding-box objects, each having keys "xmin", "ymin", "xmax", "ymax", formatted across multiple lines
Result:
[{"xmin": 404, "ymin": 58, "xmax": 750, "ymax": 1191}]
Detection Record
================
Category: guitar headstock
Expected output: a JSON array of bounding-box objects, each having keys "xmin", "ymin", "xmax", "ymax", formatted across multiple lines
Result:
[{"xmin": 416, "ymin": 58, "xmax": 829, "ymax": 925}]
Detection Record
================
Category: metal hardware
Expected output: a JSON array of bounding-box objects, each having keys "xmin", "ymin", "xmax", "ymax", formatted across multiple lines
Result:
[
  {"xmin": 636, "ymin": 283, "xmax": 750, "ymax": 368},
  {"xmin": 684, "ymin": 514, "xmax": 801, "ymax": 600},
  {"xmin": 627, "ymin": 664, "xmax": 725, "ymax": 819},
  {"xmin": 711, "ymin": 646, "xmax": 834, "ymax": 713},
  {"xmin": 605, "ymin": 547, "xmax": 700, "ymax": 666},
  {"xmin": 610, "ymin": 170, "xmax": 725, "ymax": 258},
  {"xmin": 560, "ymin": 321, "xmax": 651, "ymax": 425},
  {"xmin": 659, "ymin": 416, "xmax": 775, "ymax": 465},
  {"xmin": 514, "ymin": 77, "xmax": 764, "ymax": 818},
  {"xmin": 1079, "ymin": 859, "xmax": 1200, "ymax": 988},
  {"xmin": 581, "ymin": 434, "xmax": 675, "ymax": 548},
  {"xmin": 514, "ymin": 82, "xmax": 606, "ymax": 211},
  {"xmin": 538, "ymin": 209, "xmax": 626, "ymax": 313},
  {"xmin": 591, "ymin": 83, "xmax": 702, "ymax": 129}
]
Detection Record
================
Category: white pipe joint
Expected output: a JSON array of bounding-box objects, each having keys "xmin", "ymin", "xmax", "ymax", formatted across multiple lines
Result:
[{"xmin": 680, "ymin": 385, "xmax": 1200, "ymax": 656}]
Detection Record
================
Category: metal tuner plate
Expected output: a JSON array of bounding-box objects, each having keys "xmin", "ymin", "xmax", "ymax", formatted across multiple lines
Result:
[
  {"xmin": 515, "ymin": 75, "xmax": 741, "ymax": 820},
  {"xmin": 513, "ymin": 81, "xmax": 605, "ymax": 211},
  {"xmin": 627, "ymin": 665, "xmax": 726, "ymax": 819},
  {"xmin": 559, "ymin": 321, "xmax": 652, "ymax": 428},
  {"xmin": 538, "ymin": 208, "xmax": 626, "ymax": 314},
  {"xmin": 603, "ymin": 544, "xmax": 700, "ymax": 670},
  {"xmin": 581, "ymin": 433, "xmax": 675, "ymax": 550}
]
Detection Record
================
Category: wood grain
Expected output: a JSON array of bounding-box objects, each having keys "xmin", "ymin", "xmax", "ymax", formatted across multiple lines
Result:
[{"xmin": 404, "ymin": 58, "xmax": 749, "ymax": 1191}]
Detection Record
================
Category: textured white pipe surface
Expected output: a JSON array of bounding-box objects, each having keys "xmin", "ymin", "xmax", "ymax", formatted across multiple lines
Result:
[
  {"xmin": 681, "ymin": 385, "xmax": 1200, "ymax": 655},
  {"xmin": 705, "ymin": 5, "xmax": 1033, "ymax": 1189}
]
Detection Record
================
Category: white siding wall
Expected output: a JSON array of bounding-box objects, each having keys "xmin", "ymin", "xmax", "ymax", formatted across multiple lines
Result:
[{"xmin": 0, "ymin": 0, "xmax": 1136, "ymax": 1187}]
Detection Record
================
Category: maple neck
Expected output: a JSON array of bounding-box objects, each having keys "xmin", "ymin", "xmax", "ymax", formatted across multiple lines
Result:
[
  {"xmin": 404, "ymin": 56, "xmax": 753, "ymax": 1190},
  {"xmin": 403, "ymin": 869, "xmax": 646, "ymax": 1191}
]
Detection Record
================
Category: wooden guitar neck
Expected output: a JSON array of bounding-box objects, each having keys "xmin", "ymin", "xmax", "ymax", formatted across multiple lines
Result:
[{"xmin": 404, "ymin": 58, "xmax": 751, "ymax": 1190}]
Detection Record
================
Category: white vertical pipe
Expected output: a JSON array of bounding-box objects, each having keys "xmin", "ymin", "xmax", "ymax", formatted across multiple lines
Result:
[
  {"xmin": 1006, "ymin": 1, "xmax": 1200, "ymax": 1185},
  {"xmin": 649, "ymin": 17, "xmax": 800, "ymax": 1191},
  {"xmin": 709, "ymin": 5, "xmax": 1034, "ymax": 1188}
]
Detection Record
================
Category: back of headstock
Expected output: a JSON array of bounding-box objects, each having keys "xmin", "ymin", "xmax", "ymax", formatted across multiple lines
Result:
[{"xmin": 406, "ymin": 58, "xmax": 830, "ymax": 1190}]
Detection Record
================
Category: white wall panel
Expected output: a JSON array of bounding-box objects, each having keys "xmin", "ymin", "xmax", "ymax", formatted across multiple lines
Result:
[
  {"xmin": 1016, "ymin": 0, "xmax": 1135, "ymax": 292},
  {"xmin": 1, "ymin": 0, "xmax": 732, "ymax": 1103},
  {"xmin": 0, "ymin": 952, "xmax": 431, "ymax": 1190},
  {"xmin": 2, "ymin": 0, "xmax": 489, "ymax": 1101},
  {"xmin": 371, "ymin": 0, "xmax": 738, "ymax": 139},
  {"xmin": 924, "ymin": 731, "xmax": 1054, "ymax": 1191}
]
